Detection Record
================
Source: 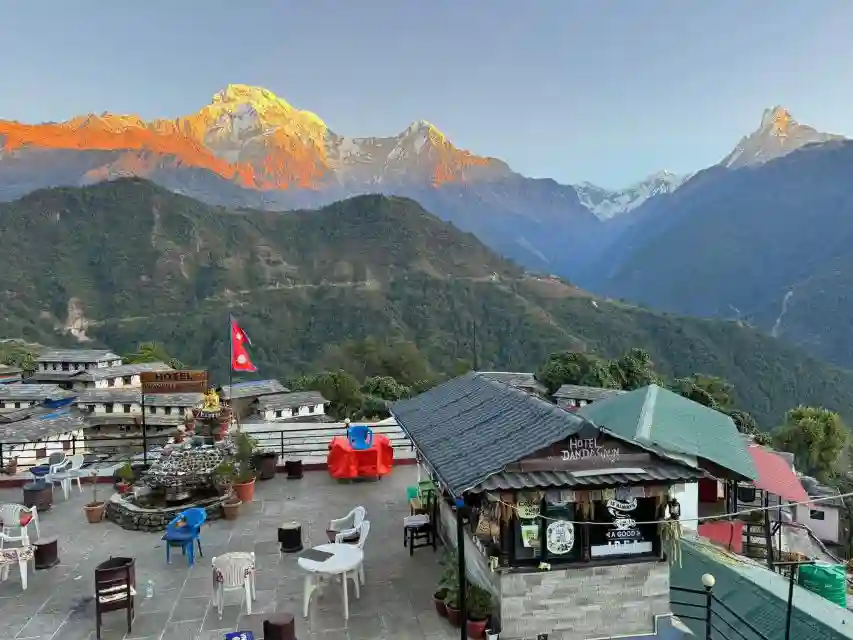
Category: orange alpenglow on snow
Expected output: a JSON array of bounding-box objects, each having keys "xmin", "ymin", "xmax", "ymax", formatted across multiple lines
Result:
[{"xmin": 0, "ymin": 84, "xmax": 499, "ymax": 191}]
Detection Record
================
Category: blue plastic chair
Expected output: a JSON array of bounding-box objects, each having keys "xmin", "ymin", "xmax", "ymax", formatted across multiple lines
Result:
[
  {"xmin": 161, "ymin": 507, "xmax": 206, "ymax": 566},
  {"xmin": 347, "ymin": 425, "xmax": 374, "ymax": 451}
]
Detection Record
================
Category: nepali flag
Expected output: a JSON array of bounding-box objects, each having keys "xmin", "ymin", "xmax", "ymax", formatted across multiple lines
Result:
[{"xmin": 230, "ymin": 315, "xmax": 257, "ymax": 372}]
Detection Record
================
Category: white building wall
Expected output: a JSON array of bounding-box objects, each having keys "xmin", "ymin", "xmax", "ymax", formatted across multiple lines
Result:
[
  {"xmin": 796, "ymin": 503, "xmax": 841, "ymax": 544},
  {"xmin": 262, "ymin": 403, "xmax": 326, "ymax": 421},
  {"xmin": 671, "ymin": 481, "xmax": 700, "ymax": 531}
]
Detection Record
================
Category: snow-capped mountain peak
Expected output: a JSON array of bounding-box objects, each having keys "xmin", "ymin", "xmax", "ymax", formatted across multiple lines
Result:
[{"xmin": 574, "ymin": 170, "xmax": 691, "ymax": 219}]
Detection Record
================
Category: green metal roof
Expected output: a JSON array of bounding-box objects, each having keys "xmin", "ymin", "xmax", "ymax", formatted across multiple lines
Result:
[
  {"xmin": 672, "ymin": 538, "xmax": 853, "ymax": 640},
  {"xmin": 578, "ymin": 384, "xmax": 757, "ymax": 480}
]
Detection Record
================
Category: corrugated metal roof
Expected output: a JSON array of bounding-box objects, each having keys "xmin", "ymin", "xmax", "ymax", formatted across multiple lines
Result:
[
  {"xmin": 390, "ymin": 372, "xmax": 592, "ymax": 496},
  {"xmin": 471, "ymin": 460, "xmax": 706, "ymax": 492},
  {"xmin": 0, "ymin": 408, "xmax": 85, "ymax": 444},
  {"xmin": 73, "ymin": 362, "xmax": 171, "ymax": 381},
  {"xmin": 36, "ymin": 349, "xmax": 120, "ymax": 363},
  {"xmin": 257, "ymin": 391, "xmax": 327, "ymax": 410},
  {"xmin": 554, "ymin": 384, "xmax": 626, "ymax": 401},
  {"xmin": 673, "ymin": 537, "xmax": 853, "ymax": 640},
  {"xmin": 579, "ymin": 384, "xmax": 757, "ymax": 481},
  {"xmin": 0, "ymin": 383, "xmax": 77, "ymax": 401},
  {"xmin": 221, "ymin": 379, "xmax": 289, "ymax": 400},
  {"xmin": 748, "ymin": 445, "xmax": 809, "ymax": 503}
]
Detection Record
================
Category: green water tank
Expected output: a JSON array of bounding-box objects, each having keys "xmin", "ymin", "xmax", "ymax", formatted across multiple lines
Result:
[{"xmin": 797, "ymin": 563, "xmax": 847, "ymax": 607}]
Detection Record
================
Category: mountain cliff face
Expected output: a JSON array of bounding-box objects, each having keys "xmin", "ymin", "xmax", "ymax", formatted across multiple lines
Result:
[{"xmin": 0, "ymin": 84, "xmax": 597, "ymax": 272}]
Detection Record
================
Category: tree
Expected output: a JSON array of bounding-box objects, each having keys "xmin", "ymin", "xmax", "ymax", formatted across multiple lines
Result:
[
  {"xmin": 536, "ymin": 351, "xmax": 621, "ymax": 395},
  {"xmin": 728, "ymin": 409, "xmax": 758, "ymax": 435},
  {"xmin": 290, "ymin": 370, "xmax": 363, "ymax": 420},
  {"xmin": 361, "ymin": 376, "xmax": 412, "ymax": 402},
  {"xmin": 318, "ymin": 338, "xmax": 435, "ymax": 388},
  {"xmin": 612, "ymin": 348, "xmax": 661, "ymax": 390},
  {"xmin": 774, "ymin": 406, "xmax": 848, "ymax": 482},
  {"xmin": 123, "ymin": 342, "xmax": 185, "ymax": 369},
  {"xmin": 670, "ymin": 374, "xmax": 733, "ymax": 412}
]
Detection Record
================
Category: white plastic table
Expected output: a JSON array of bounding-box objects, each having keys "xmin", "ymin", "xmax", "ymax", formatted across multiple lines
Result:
[{"xmin": 297, "ymin": 543, "xmax": 364, "ymax": 621}]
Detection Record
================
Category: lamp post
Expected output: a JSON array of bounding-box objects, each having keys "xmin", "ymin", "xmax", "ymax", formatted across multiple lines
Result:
[{"xmin": 701, "ymin": 573, "xmax": 715, "ymax": 640}]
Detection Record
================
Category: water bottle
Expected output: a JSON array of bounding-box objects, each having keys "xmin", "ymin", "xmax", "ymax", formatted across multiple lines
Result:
[{"xmin": 145, "ymin": 580, "xmax": 154, "ymax": 599}]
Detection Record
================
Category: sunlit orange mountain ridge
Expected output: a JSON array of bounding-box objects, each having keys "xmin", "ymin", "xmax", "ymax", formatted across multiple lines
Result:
[{"xmin": 0, "ymin": 84, "xmax": 506, "ymax": 191}]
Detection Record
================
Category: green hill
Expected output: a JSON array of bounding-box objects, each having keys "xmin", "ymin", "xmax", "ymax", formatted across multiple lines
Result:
[{"xmin": 3, "ymin": 178, "xmax": 853, "ymax": 427}]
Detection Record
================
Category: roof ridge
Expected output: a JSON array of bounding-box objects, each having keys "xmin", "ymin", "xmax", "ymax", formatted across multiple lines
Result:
[{"xmin": 472, "ymin": 372, "xmax": 585, "ymax": 424}]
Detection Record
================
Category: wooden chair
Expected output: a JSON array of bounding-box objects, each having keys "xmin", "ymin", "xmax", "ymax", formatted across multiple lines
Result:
[{"xmin": 94, "ymin": 557, "xmax": 135, "ymax": 640}]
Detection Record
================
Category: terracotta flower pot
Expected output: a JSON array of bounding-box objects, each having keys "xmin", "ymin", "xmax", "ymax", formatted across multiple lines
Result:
[
  {"xmin": 222, "ymin": 499, "xmax": 242, "ymax": 520},
  {"xmin": 446, "ymin": 604, "xmax": 461, "ymax": 627},
  {"xmin": 234, "ymin": 478, "xmax": 256, "ymax": 503},
  {"xmin": 433, "ymin": 590, "xmax": 448, "ymax": 617},
  {"xmin": 84, "ymin": 501, "xmax": 105, "ymax": 524},
  {"xmin": 467, "ymin": 617, "xmax": 488, "ymax": 639}
]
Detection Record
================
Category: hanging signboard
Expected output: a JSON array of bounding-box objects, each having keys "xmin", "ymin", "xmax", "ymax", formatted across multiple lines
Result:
[{"xmin": 140, "ymin": 370, "xmax": 208, "ymax": 395}]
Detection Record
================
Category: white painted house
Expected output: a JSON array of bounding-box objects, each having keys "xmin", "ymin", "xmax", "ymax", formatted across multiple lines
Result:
[
  {"xmin": 0, "ymin": 383, "xmax": 76, "ymax": 412},
  {"xmin": 256, "ymin": 391, "xmax": 328, "ymax": 421},
  {"xmin": 67, "ymin": 362, "xmax": 172, "ymax": 391},
  {"xmin": 796, "ymin": 476, "xmax": 842, "ymax": 545},
  {"xmin": 553, "ymin": 384, "xmax": 626, "ymax": 410},
  {"xmin": 29, "ymin": 348, "xmax": 122, "ymax": 388}
]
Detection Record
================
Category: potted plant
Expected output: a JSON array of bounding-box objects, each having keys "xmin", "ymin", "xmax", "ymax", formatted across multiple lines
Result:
[
  {"xmin": 222, "ymin": 496, "xmax": 242, "ymax": 520},
  {"xmin": 115, "ymin": 463, "xmax": 135, "ymax": 494},
  {"xmin": 212, "ymin": 461, "xmax": 236, "ymax": 496},
  {"xmin": 444, "ymin": 584, "xmax": 461, "ymax": 627},
  {"xmin": 232, "ymin": 431, "xmax": 259, "ymax": 502},
  {"xmin": 433, "ymin": 586, "xmax": 449, "ymax": 617},
  {"xmin": 466, "ymin": 584, "xmax": 493, "ymax": 639},
  {"xmin": 255, "ymin": 450, "xmax": 278, "ymax": 481},
  {"xmin": 434, "ymin": 550, "xmax": 458, "ymax": 617},
  {"xmin": 84, "ymin": 471, "xmax": 105, "ymax": 523}
]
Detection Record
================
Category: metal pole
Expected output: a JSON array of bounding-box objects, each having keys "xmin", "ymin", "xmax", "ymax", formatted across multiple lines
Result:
[
  {"xmin": 785, "ymin": 565, "xmax": 796, "ymax": 640},
  {"xmin": 456, "ymin": 499, "xmax": 467, "ymax": 640},
  {"xmin": 141, "ymin": 392, "xmax": 148, "ymax": 465},
  {"xmin": 704, "ymin": 583, "xmax": 713, "ymax": 640}
]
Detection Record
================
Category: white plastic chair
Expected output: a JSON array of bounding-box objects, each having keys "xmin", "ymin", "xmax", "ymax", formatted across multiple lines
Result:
[
  {"xmin": 45, "ymin": 452, "xmax": 69, "ymax": 494},
  {"xmin": 336, "ymin": 520, "xmax": 370, "ymax": 588},
  {"xmin": 329, "ymin": 506, "xmax": 366, "ymax": 541},
  {"xmin": 0, "ymin": 503, "xmax": 40, "ymax": 542},
  {"xmin": 0, "ymin": 532, "xmax": 34, "ymax": 591},
  {"xmin": 211, "ymin": 552, "xmax": 256, "ymax": 620},
  {"xmin": 49, "ymin": 454, "xmax": 85, "ymax": 499}
]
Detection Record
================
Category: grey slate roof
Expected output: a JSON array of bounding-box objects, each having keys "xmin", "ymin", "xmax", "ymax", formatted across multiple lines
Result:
[
  {"xmin": 27, "ymin": 371, "xmax": 79, "ymax": 382},
  {"xmin": 36, "ymin": 348, "xmax": 120, "ymax": 363},
  {"xmin": 221, "ymin": 379, "xmax": 289, "ymax": 400},
  {"xmin": 143, "ymin": 392, "xmax": 204, "ymax": 408},
  {"xmin": 72, "ymin": 361, "xmax": 171, "ymax": 382},
  {"xmin": 83, "ymin": 414, "xmax": 185, "ymax": 427},
  {"xmin": 472, "ymin": 459, "xmax": 706, "ymax": 492},
  {"xmin": 0, "ymin": 364, "xmax": 22, "ymax": 375},
  {"xmin": 554, "ymin": 384, "xmax": 626, "ymax": 401},
  {"xmin": 390, "ymin": 372, "xmax": 592, "ymax": 496},
  {"xmin": 76, "ymin": 388, "xmax": 142, "ymax": 404},
  {"xmin": 479, "ymin": 371, "xmax": 547, "ymax": 394},
  {"xmin": 0, "ymin": 407, "xmax": 85, "ymax": 444},
  {"xmin": 0, "ymin": 383, "xmax": 77, "ymax": 402},
  {"xmin": 257, "ymin": 391, "xmax": 327, "ymax": 411}
]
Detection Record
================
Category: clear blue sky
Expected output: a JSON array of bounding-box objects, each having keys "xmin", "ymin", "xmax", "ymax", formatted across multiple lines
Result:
[{"xmin": 1, "ymin": 1, "xmax": 851, "ymax": 187}]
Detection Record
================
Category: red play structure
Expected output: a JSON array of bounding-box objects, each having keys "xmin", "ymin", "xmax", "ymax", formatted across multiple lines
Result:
[{"xmin": 327, "ymin": 426, "xmax": 394, "ymax": 480}]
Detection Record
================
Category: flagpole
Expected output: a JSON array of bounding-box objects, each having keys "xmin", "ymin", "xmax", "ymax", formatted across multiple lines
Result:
[{"xmin": 228, "ymin": 311, "xmax": 236, "ymax": 432}]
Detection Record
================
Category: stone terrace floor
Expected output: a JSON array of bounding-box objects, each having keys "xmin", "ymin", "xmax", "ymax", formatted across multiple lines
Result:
[{"xmin": 0, "ymin": 466, "xmax": 455, "ymax": 640}]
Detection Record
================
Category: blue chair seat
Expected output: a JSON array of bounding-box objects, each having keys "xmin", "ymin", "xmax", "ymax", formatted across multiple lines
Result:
[{"xmin": 162, "ymin": 508, "xmax": 206, "ymax": 567}]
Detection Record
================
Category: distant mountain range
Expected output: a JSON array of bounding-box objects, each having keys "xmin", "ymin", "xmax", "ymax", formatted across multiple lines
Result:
[
  {"xmin": 3, "ymin": 86, "xmax": 842, "ymax": 275},
  {"xmin": 7, "ymin": 178, "xmax": 853, "ymax": 426}
]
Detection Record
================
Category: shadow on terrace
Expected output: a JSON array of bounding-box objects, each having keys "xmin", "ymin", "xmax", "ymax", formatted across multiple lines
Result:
[{"xmin": 0, "ymin": 466, "xmax": 450, "ymax": 640}]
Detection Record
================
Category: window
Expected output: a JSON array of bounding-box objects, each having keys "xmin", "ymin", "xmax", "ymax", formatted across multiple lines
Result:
[
  {"xmin": 510, "ymin": 497, "xmax": 582, "ymax": 565},
  {"xmin": 107, "ymin": 379, "xmax": 115, "ymax": 387},
  {"xmin": 62, "ymin": 363, "xmax": 69, "ymax": 371},
  {"xmin": 809, "ymin": 509, "xmax": 826, "ymax": 521},
  {"xmin": 165, "ymin": 407, "xmax": 172, "ymax": 415},
  {"xmin": 87, "ymin": 404, "xmax": 95, "ymax": 412},
  {"xmin": 275, "ymin": 410, "xmax": 283, "ymax": 418},
  {"xmin": 291, "ymin": 407, "xmax": 299, "ymax": 417},
  {"xmin": 14, "ymin": 402, "xmax": 20, "ymax": 409},
  {"xmin": 509, "ymin": 495, "xmax": 660, "ymax": 566},
  {"xmin": 123, "ymin": 376, "xmax": 132, "ymax": 385},
  {"xmin": 105, "ymin": 404, "xmax": 114, "ymax": 414},
  {"xmin": 309, "ymin": 405, "xmax": 316, "ymax": 414},
  {"xmin": 123, "ymin": 404, "xmax": 132, "ymax": 414}
]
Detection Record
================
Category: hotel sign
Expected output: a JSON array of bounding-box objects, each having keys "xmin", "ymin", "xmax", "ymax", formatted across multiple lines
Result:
[
  {"xmin": 561, "ymin": 437, "xmax": 620, "ymax": 463},
  {"xmin": 140, "ymin": 370, "xmax": 208, "ymax": 394}
]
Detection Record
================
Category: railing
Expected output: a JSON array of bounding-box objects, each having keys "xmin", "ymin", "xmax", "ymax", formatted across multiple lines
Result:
[
  {"xmin": 0, "ymin": 422, "xmax": 414, "ymax": 471},
  {"xmin": 672, "ymin": 584, "xmax": 772, "ymax": 640}
]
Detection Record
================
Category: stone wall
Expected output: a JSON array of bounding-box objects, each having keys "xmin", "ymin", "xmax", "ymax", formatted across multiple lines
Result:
[
  {"xmin": 499, "ymin": 561, "xmax": 670, "ymax": 640},
  {"xmin": 105, "ymin": 493, "xmax": 226, "ymax": 532}
]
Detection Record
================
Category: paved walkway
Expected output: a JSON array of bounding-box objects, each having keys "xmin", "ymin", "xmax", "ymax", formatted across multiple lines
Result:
[{"xmin": 0, "ymin": 467, "xmax": 452, "ymax": 640}]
